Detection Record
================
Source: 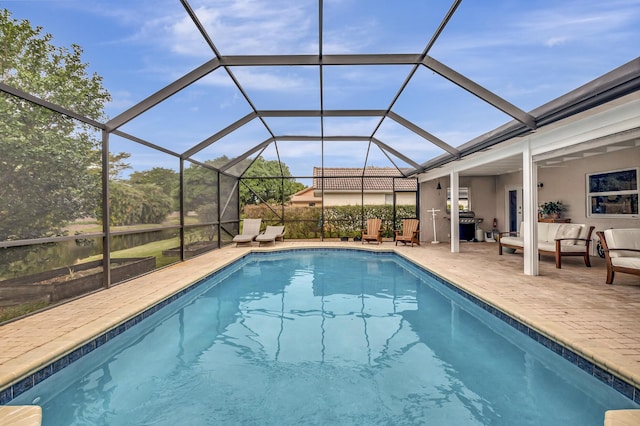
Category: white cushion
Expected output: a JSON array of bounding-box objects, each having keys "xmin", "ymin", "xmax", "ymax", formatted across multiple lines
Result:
[
  {"xmin": 611, "ymin": 257, "xmax": 640, "ymax": 269},
  {"xmin": 504, "ymin": 223, "xmax": 590, "ymax": 253},
  {"xmin": 554, "ymin": 224, "xmax": 582, "ymax": 246},
  {"xmin": 536, "ymin": 222, "xmax": 552, "ymax": 242},
  {"xmin": 604, "ymin": 229, "xmax": 640, "ymax": 258},
  {"xmin": 576, "ymin": 225, "xmax": 590, "ymax": 244},
  {"xmin": 500, "ymin": 236, "xmax": 523, "ymax": 247},
  {"xmin": 537, "ymin": 242, "xmax": 556, "ymax": 252}
]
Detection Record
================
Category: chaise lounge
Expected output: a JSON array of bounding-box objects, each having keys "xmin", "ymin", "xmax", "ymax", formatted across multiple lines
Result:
[
  {"xmin": 233, "ymin": 218, "xmax": 262, "ymax": 246},
  {"xmin": 255, "ymin": 225, "xmax": 285, "ymax": 246},
  {"xmin": 596, "ymin": 229, "xmax": 640, "ymax": 284},
  {"xmin": 498, "ymin": 221, "xmax": 595, "ymax": 268}
]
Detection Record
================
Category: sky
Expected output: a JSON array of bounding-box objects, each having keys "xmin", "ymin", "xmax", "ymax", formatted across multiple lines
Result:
[{"xmin": 3, "ymin": 0, "xmax": 640, "ymax": 182}]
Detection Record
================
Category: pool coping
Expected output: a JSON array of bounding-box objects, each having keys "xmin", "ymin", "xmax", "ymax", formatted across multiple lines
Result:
[{"xmin": 1, "ymin": 244, "xmax": 640, "ymax": 408}]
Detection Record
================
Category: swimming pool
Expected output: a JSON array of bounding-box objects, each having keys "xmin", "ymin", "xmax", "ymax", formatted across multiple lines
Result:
[{"xmin": 6, "ymin": 249, "xmax": 639, "ymax": 424}]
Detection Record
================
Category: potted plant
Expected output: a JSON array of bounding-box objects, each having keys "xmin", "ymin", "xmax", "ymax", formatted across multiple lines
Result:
[{"xmin": 539, "ymin": 201, "xmax": 566, "ymax": 219}]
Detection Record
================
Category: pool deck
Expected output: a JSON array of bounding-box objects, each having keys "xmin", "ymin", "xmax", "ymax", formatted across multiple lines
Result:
[{"xmin": 1, "ymin": 240, "xmax": 640, "ymax": 424}]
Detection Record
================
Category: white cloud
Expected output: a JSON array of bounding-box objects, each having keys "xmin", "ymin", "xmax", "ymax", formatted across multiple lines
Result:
[
  {"xmin": 172, "ymin": 0, "xmax": 317, "ymax": 55},
  {"xmin": 544, "ymin": 36, "xmax": 568, "ymax": 48},
  {"xmin": 434, "ymin": 1, "xmax": 639, "ymax": 55}
]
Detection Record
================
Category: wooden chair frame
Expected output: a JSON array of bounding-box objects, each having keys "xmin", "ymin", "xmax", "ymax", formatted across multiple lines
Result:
[
  {"xmin": 394, "ymin": 219, "xmax": 420, "ymax": 247},
  {"xmin": 362, "ymin": 218, "xmax": 382, "ymax": 244},
  {"xmin": 597, "ymin": 231, "xmax": 640, "ymax": 284}
]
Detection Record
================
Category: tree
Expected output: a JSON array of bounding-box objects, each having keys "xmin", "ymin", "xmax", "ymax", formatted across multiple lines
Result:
[
  {"xmin": 108, "ymin": 152, "xmax": 132, "ymax": 180},
  {"xmin": 106, "ymin": 182, "xmax": 173, "ymax": 226},
  {"xmin": 129, "ymin": 167, "xmax": 178, "ymax": 196},
  {"xmin": 240, "ymin": 157, "xmax": 305, "ymax": 206},
  {"xmin": 183, "ymin": 160, "xmax": 219, "ymax": 213},
  {"xmin": 0, "ymin": 10, "xmax": 110, "ymax": 240}
]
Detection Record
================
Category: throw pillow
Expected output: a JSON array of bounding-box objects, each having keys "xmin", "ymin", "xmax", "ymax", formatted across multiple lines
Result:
[{"xmin": 554, "ymin": 224, "xmax": 581, "ymax": 245}]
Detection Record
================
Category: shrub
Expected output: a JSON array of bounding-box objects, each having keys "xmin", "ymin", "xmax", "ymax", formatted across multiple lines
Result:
[{"xmin": 240, "ymin": 204, "xmax": 416, "ymax": 238}]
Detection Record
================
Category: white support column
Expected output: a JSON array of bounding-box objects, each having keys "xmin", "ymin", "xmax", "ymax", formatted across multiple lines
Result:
[
  {"xmin": 522, "ymin": 139, "xmax": 539, "ymax": 276},
  {"xmin": 450, "ymin": 171, "xmax": 460, "ymax": 253}
]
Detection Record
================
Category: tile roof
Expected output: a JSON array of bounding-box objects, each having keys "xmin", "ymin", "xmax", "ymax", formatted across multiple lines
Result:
[{"xmin": 312, "ymin": 167, "xmax": 417, "ymax": 191}]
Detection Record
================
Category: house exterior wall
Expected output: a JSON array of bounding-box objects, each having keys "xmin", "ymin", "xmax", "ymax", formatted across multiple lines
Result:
[
  {"xmin": 420, "ymin": 147, "xmax": 640, "ymax": 244},
  {"xmin": 420, "ymin": 176, "xmax": 497, "ymax": 243},
  {"xmin": 396, "ymin": 192, "xmax": 417, "ymax": 206},
  {"xmin": 495, "ymin": 147, "xmax": 640, "ymax": 231},
  {"xmin": 536, "ymin": 146, "xmax": 640, "ymax": 232},
  {"xmin": 321, "ymin": 191, "xmax": 416, "ymax": 206}
]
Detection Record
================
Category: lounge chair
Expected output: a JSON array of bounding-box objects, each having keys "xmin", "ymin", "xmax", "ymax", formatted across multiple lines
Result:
[
  {"xmin": 362, "ymin": 218, "xmax": 382, "ymax": 244},
  {"xmin": 395, "ymin": 219, "xmax": 420, "ymax": 246},
  {"xmin": 255, "ymin": 225, "xmax": 285, "ymax": 246},
  {"xmin": 597, "ymin": 229, "xmax": 640, "ymax": 284},
  {"xmin": 233, "ymin": 218, "xmax": 262, "ymax": 246}
]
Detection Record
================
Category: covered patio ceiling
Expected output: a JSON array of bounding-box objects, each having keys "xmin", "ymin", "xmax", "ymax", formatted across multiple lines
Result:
[{"xmin": 3, "ymin": 0, "xmax": 640, "ymax": 180}]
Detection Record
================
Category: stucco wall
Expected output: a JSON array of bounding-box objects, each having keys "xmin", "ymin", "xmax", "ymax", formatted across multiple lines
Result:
[
  {"xmin": 536, "ymin": 147, "xmax": 640, "ymax": 231},
  {"xmin": 493, "ymin": 147, "xmax": 640, "ymax": 251},
  {"xmin": 420, "ymin": 146, "xmax": 639, "ymax": 244},
  {"xmin": 420, "ymin": 176, "xmax": 497, "ymax": 243},
  {"xmin": 322, "ymin": 191, "xmax": 416, "ymax": 207},
  {"xmin": 396, "ymin": 192, "xmax": 417, "ymax": 206},
  {"xmin": 322, "ymin": 192, "xmax": 382, "ymax": 206}
]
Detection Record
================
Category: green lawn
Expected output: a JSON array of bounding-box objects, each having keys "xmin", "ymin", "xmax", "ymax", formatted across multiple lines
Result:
[{"xmin": 85, "ymin": 237, "xmax": 181, "ymax": 268}]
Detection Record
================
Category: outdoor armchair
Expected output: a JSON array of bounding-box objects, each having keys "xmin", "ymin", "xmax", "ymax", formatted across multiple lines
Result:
[
  {"xmin": 395, "ymin": 219, "xmax": 420, "ymax": 246},
  {"xmin": 362, "ymin": 218, "xmax": 383, "ymax": 244}
]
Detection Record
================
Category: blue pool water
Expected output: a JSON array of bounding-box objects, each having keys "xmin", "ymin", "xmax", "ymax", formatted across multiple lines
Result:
[{"xmin": 7, "ymin": 249, "xmax": 638, "ymax": 425}]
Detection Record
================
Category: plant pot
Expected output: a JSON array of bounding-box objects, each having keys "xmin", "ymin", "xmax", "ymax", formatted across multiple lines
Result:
[{"xmin": 340, "ymin": 236, "xmax": 349, "ymax": 242}]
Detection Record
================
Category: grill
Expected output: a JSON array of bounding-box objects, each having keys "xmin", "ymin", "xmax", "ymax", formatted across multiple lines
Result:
[{"xmin": 459, "ymin": 211, "xmax": 483, "ymax": 241}]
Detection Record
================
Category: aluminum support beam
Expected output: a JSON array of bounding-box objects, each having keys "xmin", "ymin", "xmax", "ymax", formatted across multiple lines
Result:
[
  {"xmin": 0, "ymin": 82, "xmax": 105, "ymax": 129},
  {"xmin": 101, "ymin": 130, "xmax": 111, "ymax": 288},
  {"xmin": 182, "ymin": 112, "xmax": 257, "ymax": 158},
  {"xmin": 219, "ymin": 138, "xmax": 274, "ymax": 172},
  {"xmin": 422, "ymin": 56, "xmax": 537, "ymax": 130},
  {"xmin": 371, "ymin": 138, "xmax": 422, "ymax": 169},
  {"xmin": 110, "ymin": 129, "xmax": 181, "ymax": 158},
  {"xmin": 274, "ymin": 136, "xmax": 371, "ymax": 142},
  {"xmin": 387, "ymin": 111, "xmax": 460, "ymax": 156},
  {"xmin": 215, "ymin": 54, "xmax": 422, "ymax": 66},
  {"xmin": 106, "ymin": 57, "xmax": 222, "ymax": 130},
  {"xmin": 258, "ymin": 109, "xmax": 387, "ymax": 117}
]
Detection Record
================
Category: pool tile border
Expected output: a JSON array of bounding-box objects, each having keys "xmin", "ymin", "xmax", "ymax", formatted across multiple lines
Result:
[
  {"xmin": 0, "ymin": 253, "xmax": 252, "ymax": 405},
  {"xmin": 392, "ymin": 253, "xmax": 640, "ymax": 404},
  {"xmin": 2, "ymin": 247, "xmax": 639, "ymax": 405}
]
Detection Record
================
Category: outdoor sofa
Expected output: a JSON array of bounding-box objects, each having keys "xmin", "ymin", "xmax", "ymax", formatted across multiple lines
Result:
[{"xmin": 498, "ymin": 222, "xmax": 595, "ymax": 268}]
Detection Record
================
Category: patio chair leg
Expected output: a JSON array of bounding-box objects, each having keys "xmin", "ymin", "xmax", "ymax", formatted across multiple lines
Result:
[{"xmin": 606, "ymin": 268, "xmax": 614, "ymax": 285}]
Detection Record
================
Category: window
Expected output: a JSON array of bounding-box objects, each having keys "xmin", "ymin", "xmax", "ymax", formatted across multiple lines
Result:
[
  {"xmin": 447, "ymin": 187, "xmax": 470, "ymax": 212},
  {"xmin": 587, "ymin": 168, "xmax": 638, "ymax": 217}
]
